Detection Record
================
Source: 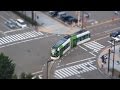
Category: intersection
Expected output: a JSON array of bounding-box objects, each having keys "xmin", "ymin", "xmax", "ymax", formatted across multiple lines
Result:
[{"xmin": 0, "ymin": 11, "xmax": 120, "ymax": 79}]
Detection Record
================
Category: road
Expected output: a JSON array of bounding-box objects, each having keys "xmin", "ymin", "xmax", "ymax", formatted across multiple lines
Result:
[
  {"xmin": 0, "ymin": 11, "xmax": 65, "ymax": 76},
  {"xmin": 65, "ymin": 11, "xmax": 116, "ymax": 22},
  {"xmin": 0, "ymin": 11, "xmax": 120, "ymax": 79},
  {"xmin": 50, "ymin": 16, "xmax": 120, "ymax": 79}
]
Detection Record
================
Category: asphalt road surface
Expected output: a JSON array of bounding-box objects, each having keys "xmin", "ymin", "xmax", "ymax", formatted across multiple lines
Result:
[
  {"xmin": 51, "ymin": 17, "xmax": 120, "ymax": 79},
  {"xmin": 0, "ymin": 11, "xmax": 120, "ymax": 79}
]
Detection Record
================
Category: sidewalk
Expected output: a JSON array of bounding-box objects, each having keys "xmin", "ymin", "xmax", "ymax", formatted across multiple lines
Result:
[{"xmin": 97, "ymin": 45, "xmax": 120, "ymax": 79}]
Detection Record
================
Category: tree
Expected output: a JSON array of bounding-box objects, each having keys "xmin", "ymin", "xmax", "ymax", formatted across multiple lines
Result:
[
  {"xmin": 20, "ymin": 72, "xmax": 34, "ymax": 79},
  {"xmin": 0, "ymin": 53, "xmax": 15, "ymax": 79},
  {"xmin": 20, "ymin": 72, "xmax": 26, "ymax": 79},
  {"xmin": 12, "ymin": 74, "xmax": 18, "ymax": 79},
  {"xmin": 25, "ymin": 73, "xmax": 33, "ymax": 79}
]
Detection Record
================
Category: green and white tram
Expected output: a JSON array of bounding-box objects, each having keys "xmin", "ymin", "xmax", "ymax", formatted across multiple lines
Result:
[{"xmin": 50, "ymin": 29, "xmax": 91, "ymax": 60}]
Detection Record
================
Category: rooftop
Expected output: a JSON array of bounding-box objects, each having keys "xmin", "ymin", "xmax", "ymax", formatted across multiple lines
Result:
[{"xmin": 52, "ymin": 35, "xmax": 71, "ymax": 49}]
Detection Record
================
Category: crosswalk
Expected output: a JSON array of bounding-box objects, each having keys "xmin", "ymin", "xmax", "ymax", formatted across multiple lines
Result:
[
  {"xmin": 54, "ymin": 60, "xmax": 97, "ymax": 79},
  {"xmin": 83, "ymin": 41, "xmax": 105, "ymax": 53},
  {"xmin": 0, "ymin": 31, "xmax": 43, "ymax": 46}
]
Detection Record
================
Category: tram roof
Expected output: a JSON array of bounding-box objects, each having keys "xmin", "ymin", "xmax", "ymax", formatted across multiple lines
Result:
[
  {"xmin": 73, "ymin": 29, "xmax": 88, "ymax": 35},
  {"xmin": 52, "ymin": 35, "xmax": 71, "ymax": 48}
]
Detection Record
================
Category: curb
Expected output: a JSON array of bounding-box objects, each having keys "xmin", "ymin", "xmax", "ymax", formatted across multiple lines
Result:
[
  {"xmin": 97, "ymin": 45, "xmax": 120, "ymax": 79},
  {"xmin": 96, "ymin": 47, "xmax": 112, "ymax": 79}
]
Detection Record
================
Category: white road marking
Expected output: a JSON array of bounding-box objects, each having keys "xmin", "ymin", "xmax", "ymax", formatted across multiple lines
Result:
[
  {"xmin": 104, "ymin": 26, "xmax": 120, "ymax": 33},
  {"xmin": 0, "ymin": 14, "xmax": 8, "ymax": 21},
  {"xmin": 78, "ymin": 45, "xmax": 88, "ymax": 51},
  {"xmin": 83, "ymin": 41, "xmax": 105, "ymax": 52},
  {"xmin": 107, "ymin": 41, "xmax": 114, "ymax": 45},
  {"xmin": 0, "ymin": 31, "xmax": 44, "ymax": 45},
  {"xmin": 94, "ymin": 35, "xmax": 109, "ymax": 41},
  {"xmin": 54, "ymin": 60, "xmax": 97, "ymax": 79},
  {"xmin": 89, "ymin": 52, "xmax": 96, "ymax": 57},
  {"xmin": 0, "ymin": 34, "xmax": 54, "ymax": 49},
  {"xmin": 32, "ymin": 70, "xmax": 43, "ymax": 75},
  {"xmin": 4, "ymin": 27, "xmax": 29, "ymax": 34},
  {"xmin": 57, "ymin": 57, "xmax": 96, "ymax": 68}
]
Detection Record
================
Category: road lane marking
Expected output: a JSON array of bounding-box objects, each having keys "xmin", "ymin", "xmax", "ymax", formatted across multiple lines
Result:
[
  {"xmin": 89, "ymin": 52, "xmax": 96, "ymax": 57},
  {"xmin": 32, "ymin": 70, "xmax": 43, "ymax": 75},
  {"xmin": 78, "ymin": 45, "xmax": 88, "ymax": 51},
  {"xmin": 86, "ymin": 18, "xmax": 120, "ymax": 29},
  {"xmin": 107, "ymin": 41, "xmax": 114, "ymax": 45},
  {"xmin": 0, "ymin": 14, "xmax": 8, "ymax": 21},
  {"xmin": 83, "ymin": 41, "xmax": 105, "ymax": 52},
  {"xmin": 105, "ymin": 26, "xmax": 120, "ymax": 33},
  {"xmin": 55, "ymin": 60, "xmax": 97, "ymax": 79},
  {"xmin": 57, "ymin": 57, "xmax": 96, "ymax": 68},
  {"xmin": 94, "ymin": 35, "xmax": 109, "ymax": 41},
  {"xmin": 0, "ymin": 34, "xmax": 54, "ymax": 49},
  {"xmin": 4, "ymin": 27, "xmax": 30, "ymax": 34}
]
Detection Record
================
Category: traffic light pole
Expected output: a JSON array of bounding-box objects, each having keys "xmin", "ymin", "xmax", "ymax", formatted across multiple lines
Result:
[{"xmin": 47, "ymin": 59, "xmax": 53, "ymax": 79}]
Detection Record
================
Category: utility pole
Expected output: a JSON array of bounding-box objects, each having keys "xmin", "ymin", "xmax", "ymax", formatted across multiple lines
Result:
[
  {"xmin": 31, "ymin": 11, "xmax": 34, "ymax": 26},
  {"xmin": 112, "ymin": 39, "xmax": 115, "ymax": 77},
  {"xmin": 81, "ymin": 11, "xmax": 84, "ymax": 29},
  {"xmin": 76, "ymin": 11, "xmax": 80, "ymax": 27},
  {"xmin": 108, "ymin": 49, "xmax": 111, "ymax": 73}
]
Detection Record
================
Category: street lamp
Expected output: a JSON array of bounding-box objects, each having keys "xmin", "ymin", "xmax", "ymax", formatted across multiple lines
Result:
[{"xmin": 47, "ymin": 59, "xmax": 54, "ymax": 79}]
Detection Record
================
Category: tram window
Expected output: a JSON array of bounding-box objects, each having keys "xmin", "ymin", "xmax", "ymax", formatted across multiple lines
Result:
[
  {"xmin": 77, "ymin": 37, "xmax": 81, "ymax": 42},
  {"xmin": 63, "ymin": 43, "xmax": 70, "ymax": 51},
  {"xmin": 83, "ymin": 34, "xmax": 89, "ymax": 39},
  {"xmin": 85, "ymin": 34, "xmax": 89, "ymax": 38}
]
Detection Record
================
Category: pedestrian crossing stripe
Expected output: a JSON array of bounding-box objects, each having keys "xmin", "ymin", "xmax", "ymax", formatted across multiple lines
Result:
[
  {"xmin": 83, "ymin": 41, "xmax": 105, "ymax": 52},
  {"xmin": 107, "ymin": 41, "xmax": 114, "ymax": 45},
  {"xmin": 0, "ymin": 31, "xmax": 43, "ymax": 46},
  {"xmin": 54, "ymin": 60, "xmax": 97, "ymax": 79}
]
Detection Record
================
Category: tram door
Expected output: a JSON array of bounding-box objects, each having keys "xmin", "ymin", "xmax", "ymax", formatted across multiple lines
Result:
[{"xmin": 71, "ymin": 37, "xmax": 77, "ymax": 48}]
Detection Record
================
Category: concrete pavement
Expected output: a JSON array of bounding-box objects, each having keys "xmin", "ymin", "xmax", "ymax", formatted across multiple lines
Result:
[
  {"xmin": 23, "ymin": 11, "xmax": 120, "ymax": 35},
  {"xmin": 97, "ymin": 44, "xmax": 120, "ymax": 79}
]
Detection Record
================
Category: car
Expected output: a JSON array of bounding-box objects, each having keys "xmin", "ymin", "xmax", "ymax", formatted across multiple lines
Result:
[
  {"xmin": 66, "ymin": 16, "xmax": 76, "ymax": 24},
  {"xmin": 110, "ymin": 30, "xmax": 120, "ymax": 38},
  {"xmin": 116, "ymin": 61, "xmax": 120, "ymax": 65},
  {"xmin": 87, "ymin": 19, "xmax": 98, "ymax": 25},
  {"xmin": 16, "ymin": 19, "xmax": 27, "ymax": 28},
  {"xmin": 60, "ymin": 15, "xmax": 78, "ymax": 25},
  {"xmin": 113, "ymin": 35, "xmax": 120, "ymax": 42},
  {"xmin": 60, "ymin": 15, "xmax": 73, "ymax": 22},
  {"xmin": 114, "ymin": 11, "xmax": 119, "ymax": 15},
  {"xmin": 83, "ymin": 12, "xmax": 90, "ymax": 18},
  {"xmin": 57, "ymin": 11, "xmax": 66, "ymax": 18},
  {"xmin": 48, "ymin": 11, "xmax": 60, "ymax": 17},
  {"xmin": 5, "ymin": 19, "xmax": 17, "ymax": 29}
]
